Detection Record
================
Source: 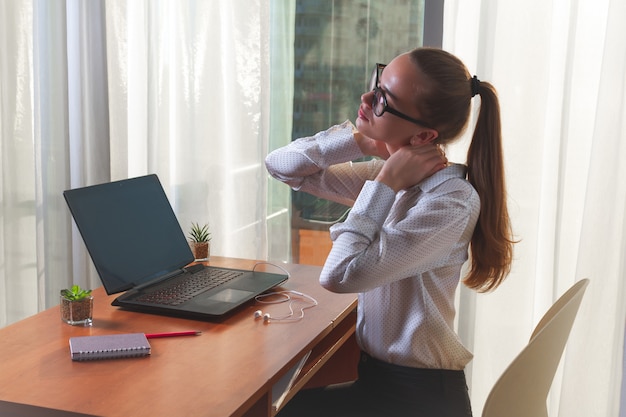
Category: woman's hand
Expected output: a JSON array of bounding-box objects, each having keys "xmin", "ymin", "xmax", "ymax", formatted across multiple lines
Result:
[
  {"xmin": 375, "ymin": 143, "xmax": 447, "ymax": 192},
  {"xmin": 354, "ymin": 131, "xmax": 391, "ymax": 160}
]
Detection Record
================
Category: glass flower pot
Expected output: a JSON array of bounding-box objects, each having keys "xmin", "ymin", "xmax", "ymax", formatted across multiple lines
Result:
[
  {"xmin": 60, "ymin": 295, "xmax": 93, "ymax": 326},
  {"xmin": 190, "ymin": 241, "xmax": 210, "ymax": 262}
]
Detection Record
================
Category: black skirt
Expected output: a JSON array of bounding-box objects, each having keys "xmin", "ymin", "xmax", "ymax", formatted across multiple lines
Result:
[{"xmin": 277, "ymin": 351, "xmax": 473, "ymax": 417}]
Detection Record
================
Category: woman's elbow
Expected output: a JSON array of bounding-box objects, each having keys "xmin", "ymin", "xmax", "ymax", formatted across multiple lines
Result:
[
  {"xmin": 319, "ymin": 274, "xmax": 354, "ymax": 294},
  {"xmin": 264, "ymin": 152, "xmax": 281, "ymax": 178}
]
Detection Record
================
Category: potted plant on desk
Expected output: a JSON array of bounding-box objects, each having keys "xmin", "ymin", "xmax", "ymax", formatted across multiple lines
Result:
[
  {"xmin": 188, "ymin": 222, "xmax": 211, "ymax": 261},
  {"xmin": 60, "ymin": 284, "xmax": 93, "ymax": 326}
]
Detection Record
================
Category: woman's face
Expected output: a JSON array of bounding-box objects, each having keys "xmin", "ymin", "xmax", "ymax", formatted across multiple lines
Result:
[{"xmin": 355, "ymin": 53, "xmax": 431, "ymax": 152}]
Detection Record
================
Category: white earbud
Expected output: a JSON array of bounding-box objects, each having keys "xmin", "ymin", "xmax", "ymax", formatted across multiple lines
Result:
[{"xmin": 253, "ymin": 310, "xmax": 272, "ymax": 323}]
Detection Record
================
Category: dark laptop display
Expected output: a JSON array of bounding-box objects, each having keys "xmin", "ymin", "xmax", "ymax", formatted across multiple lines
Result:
[{"xmin": 63, "ymin": 174, "xmax": 287, "ymax": 319}]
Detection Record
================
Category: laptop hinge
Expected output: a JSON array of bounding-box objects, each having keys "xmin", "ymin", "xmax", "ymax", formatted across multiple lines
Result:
[
  {"xmin": 183, "ymin": 263, "xmax": 204, "ymax": 274},
  {"xmin": 133, "ymin": 268, "xmax": 186, "ymax": 292}
]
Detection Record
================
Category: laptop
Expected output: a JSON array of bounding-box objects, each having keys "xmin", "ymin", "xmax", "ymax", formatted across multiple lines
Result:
[{"xmin": 63, "ymin": 174, "xmax": 288, "ymax": 319}]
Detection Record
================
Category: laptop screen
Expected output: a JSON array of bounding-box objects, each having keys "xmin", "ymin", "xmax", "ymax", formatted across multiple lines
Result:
[{"xmin": 64, "ymin": 175, "xmax": 195, "ymax": 294}]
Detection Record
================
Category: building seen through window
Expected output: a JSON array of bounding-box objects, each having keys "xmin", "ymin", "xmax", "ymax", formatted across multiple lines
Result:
[{"xmin": 290, "ymin": 0, "xmax": 431, "ymax": 264}]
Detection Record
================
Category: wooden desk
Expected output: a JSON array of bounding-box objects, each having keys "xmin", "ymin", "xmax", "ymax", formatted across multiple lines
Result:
[{"xmin": 0, "ymin": 257, "xmax": 358, "ymax": 417}]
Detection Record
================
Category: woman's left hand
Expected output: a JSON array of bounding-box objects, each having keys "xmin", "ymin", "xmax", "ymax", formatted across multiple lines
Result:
[{"xmin": 374, "ymin": 143, "xmax": 447, "ymax": 192}]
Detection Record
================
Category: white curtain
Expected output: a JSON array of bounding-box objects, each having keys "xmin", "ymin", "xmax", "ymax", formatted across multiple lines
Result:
[
  {"xmin": 0, "ymin": 0, "xmax": 292, "ymax": 327},
  {"xmin": 103, "ymin": 0, "xmax": 292, "ymax": 261},
  {"xmin": 444, "ymin": 0, "xmax": 626, "ymax": 416}
]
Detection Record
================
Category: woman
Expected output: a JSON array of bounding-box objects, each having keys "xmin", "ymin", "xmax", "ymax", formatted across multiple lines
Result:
[{"xmin": 266, "ymin": 47, "xmax": 515, "ymax": 417}]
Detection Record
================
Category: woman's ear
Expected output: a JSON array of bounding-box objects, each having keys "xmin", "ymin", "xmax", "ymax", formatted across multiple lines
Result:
[{"xmin": 410, "ymin": 129, "xmax": 439, "ymax": 145}]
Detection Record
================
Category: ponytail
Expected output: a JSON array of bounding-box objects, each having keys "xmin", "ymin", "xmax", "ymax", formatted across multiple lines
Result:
[
  {"xmin": 464, "ymin": 82, "xmax": 515, "ymax": 292},
  {"xmin": 409, "ymin": 48, "xmax": 515, "ymax": 292}
]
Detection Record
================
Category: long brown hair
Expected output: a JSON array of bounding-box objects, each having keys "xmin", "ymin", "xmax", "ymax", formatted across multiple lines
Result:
[{"xmin": 409, "ymin": 48, "xmax": 515, "ymax": 292}]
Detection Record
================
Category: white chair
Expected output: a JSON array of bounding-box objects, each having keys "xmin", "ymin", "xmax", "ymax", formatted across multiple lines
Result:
[{"xmin": 482, "ymin": 279, "xmax": 590, "ymax": 417}]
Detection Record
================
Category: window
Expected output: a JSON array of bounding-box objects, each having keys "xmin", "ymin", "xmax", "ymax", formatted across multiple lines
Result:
[{"xmin": 279, "ymin": 0, "xmax": 442, "ymax": 265}]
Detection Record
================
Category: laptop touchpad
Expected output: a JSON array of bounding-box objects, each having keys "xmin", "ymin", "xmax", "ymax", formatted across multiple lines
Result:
[{"xmin": 205, "ymin": 288, "xmax": 253, "ymax": 304}]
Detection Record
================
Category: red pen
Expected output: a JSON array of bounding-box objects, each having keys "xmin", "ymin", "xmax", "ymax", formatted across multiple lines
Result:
[{"xmin": 145, "ymin": 331, "xmax": 202, "ymax": 339}]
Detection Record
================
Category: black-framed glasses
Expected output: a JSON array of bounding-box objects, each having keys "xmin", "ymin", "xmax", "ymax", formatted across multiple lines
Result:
[{"xmin": 369, "ymin": 63, "xmax": 432, "ymax": 128}]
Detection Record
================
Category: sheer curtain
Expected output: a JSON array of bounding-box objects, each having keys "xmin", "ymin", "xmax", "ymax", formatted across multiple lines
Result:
[
  {"xmin": 104, "ymin": 0, "xmax": 291, "ymax": 260},
  {"xmin": 444, "ymin": 0, "xmax": 626, "ymax": 416},
  {"xmin": 0, "ymin": 0, "xmax": 292, "ymax": 327}
]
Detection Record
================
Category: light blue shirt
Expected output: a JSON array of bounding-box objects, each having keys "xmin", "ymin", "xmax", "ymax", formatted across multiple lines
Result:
[{"xmin": 266, "ymin": 121, "xmax": 480, "ymax": 370}]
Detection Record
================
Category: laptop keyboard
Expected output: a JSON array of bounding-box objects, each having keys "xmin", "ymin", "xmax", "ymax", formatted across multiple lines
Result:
[{"xmin": 135, "ymin": 268, "xmax": 244, "ymax": 306}]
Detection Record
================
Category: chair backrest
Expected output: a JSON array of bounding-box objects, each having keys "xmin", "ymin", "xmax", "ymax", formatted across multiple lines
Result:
[{"xmin": 481, "ymin": 279, "xmax": 589, "ymax": 417}]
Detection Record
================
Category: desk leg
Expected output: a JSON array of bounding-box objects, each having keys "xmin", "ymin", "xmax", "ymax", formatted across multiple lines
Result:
[
  {"xmin": 272, "ymin": 310, "xmax": 358, "ymax": 416},
  {"xmin": 302, "ymin": 331, "xmax": 359, "ymax": 389},
  {"xmin": 241, "ymin": 392, "xmax": 271, "ymax": 417}
]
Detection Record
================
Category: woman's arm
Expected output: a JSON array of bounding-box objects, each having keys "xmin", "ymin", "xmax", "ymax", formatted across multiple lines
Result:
[
  {"xmin": 320, "ymin": 174, "xmax": 480, "ymax": 293},
  {"xmin": 265, "ymin": 121, "xmax": 381, "ymax": 206}
]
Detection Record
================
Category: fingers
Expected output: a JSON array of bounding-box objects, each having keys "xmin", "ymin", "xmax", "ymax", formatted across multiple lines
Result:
[
  {"xmin": 375, "ymin": 142, "xmax": 449, "ymax": 192},
  {"xmin": 406, "ymin": 143, "xmax": 448, "ymax": 176},
  {"xmin": 354, "ymin": 132, "xmax": 391, "ymax": 159},
  {"xmin": 436, "ymin": 145, "xmax": 448, "ymax": 167},
  {"xmin": 407, "ymin": 143, "xmax": 447, "ymax": 164}
]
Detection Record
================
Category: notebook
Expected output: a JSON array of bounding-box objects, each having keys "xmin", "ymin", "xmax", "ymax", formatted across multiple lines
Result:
[
  {"xmin": 69, "ymin": 333, "xmax": 151, "ymax": 361},
  {"xmin": 63, "ymin": 174, "xmax": 288, "ymax": 319}
]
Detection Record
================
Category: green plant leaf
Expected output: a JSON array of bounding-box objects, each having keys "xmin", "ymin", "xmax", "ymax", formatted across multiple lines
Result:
[
  {"xmin": 61, "ymin": 284, "xmax": 92, "ymax": 301},
  {"xmin": 188, "ymin": 222, "xmax": 211, "ymax": 242}
]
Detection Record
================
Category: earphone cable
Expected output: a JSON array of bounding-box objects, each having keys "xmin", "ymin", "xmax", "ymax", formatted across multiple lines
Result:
[
  {"xmin": 252, "ymin": 261, "xmax": 291, "ymax": 279},
  {"xmin": 254, "ymin": 290, "xmax": 318, "ymax": 323}
]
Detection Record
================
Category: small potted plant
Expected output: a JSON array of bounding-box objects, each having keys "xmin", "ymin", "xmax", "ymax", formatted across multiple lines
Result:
[
  {"xmin": 60, "ymin": 284, "xmax": 93, "ymax": 326},
  {"xmin": 188, "ymin": 222, "xmax": 211, "ymax": 261}
]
